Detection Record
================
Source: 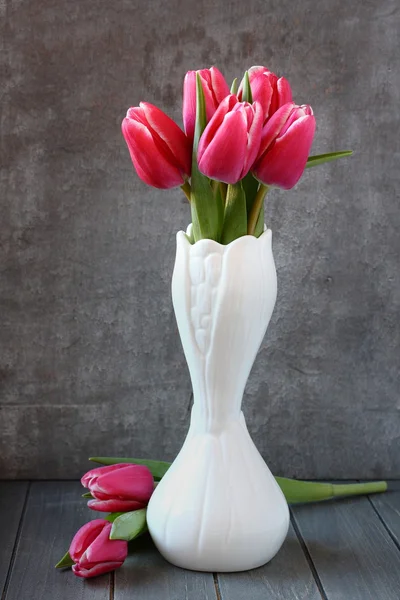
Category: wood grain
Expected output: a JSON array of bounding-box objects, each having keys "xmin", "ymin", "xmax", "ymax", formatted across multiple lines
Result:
[
  {"xmin": 217, "ymin": 521, "xmax": 323, "ymax": 600},
  {"xmin": 369, "ymin": 487, "xmax": 400, "ymax": 547},
  {"xmin": 4, "ymin": 482, "xmax": 110, "ymax": 600},
  {"xmin": 0, "ymin": 482, "xmax": 28, "ymax": 593},
  {"xmin": 292, "ymin": 495, "xmax": 400, "ymax": 600},
  {"xmin": 114, "ymin": 534, "xmax": 217, "ymax": 600}
]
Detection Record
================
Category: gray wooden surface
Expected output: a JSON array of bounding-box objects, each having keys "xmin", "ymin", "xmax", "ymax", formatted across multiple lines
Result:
[
  {"xmin": 1, "ymin": 481, "xmax": 400, "ymax": 599},
  {"xmin": 1, "ymin": 0, "xmax": 400, "ymax": 480}
]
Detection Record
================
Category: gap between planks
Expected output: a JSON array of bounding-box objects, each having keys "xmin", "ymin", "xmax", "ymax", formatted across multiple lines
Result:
[{"xmin": 1, "ymin": 483, "xmax": 31, "ymax": 600}]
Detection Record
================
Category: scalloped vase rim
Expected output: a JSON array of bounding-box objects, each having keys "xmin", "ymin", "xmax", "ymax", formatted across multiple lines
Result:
[{"xmin": 179, "ymin": 224, "xmax": 271, "ymax": 250}]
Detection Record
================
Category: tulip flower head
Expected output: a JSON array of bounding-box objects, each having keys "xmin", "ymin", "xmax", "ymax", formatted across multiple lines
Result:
[
  {"xmin": 122, "ymin": 103, "xmax": 191, "ymax": 189},
  {"xmin": 253, "ymin": 102, "xmax": 316, "ymax": 190},
  {"xmin": 69, "ymin": 519, "xmax": 128, "ymax": 578},
  {"xmin": 82, "ymin": 463, "xmax": 154, "ymax": 512},
  {"xmin": 238, "ymin": 66, "xmax": 292, "ymax": 122},
  {"xmin": 197, "ymin": 95, "xmax": 263, "ymax": 184},
  {"xmin": 183, "ymin": 67, "xmax": 230, "ymax": 140}
]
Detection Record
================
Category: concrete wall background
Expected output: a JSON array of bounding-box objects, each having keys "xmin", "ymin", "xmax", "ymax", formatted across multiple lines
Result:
[{"xmin": 1, "ymin": 0, "xmax": 399, "ymax": 479}]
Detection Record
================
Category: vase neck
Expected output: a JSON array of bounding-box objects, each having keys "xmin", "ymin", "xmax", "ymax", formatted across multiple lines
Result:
[{"xmin": 172, "ymin": 228, "xmax": 277, "ymax": 436}]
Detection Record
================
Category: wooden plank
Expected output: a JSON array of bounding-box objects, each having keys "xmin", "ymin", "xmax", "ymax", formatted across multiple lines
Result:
[
  {"xmin": 217, "ymin": 521, "xmax": 323, "ymax": 600},
  {"xmin": 114, "ymin": 534, "xmax": 218, "ymax": 600},
  {"xmin": 369, "ymin": 483, "xmax": 400, "ymax": 546},
  {"xmin": 0, "ymin": 482, "xmax": 28, "ymax": 593},
  {"xmin": 292, "ymin": 495, "xmax": 400, "ymax": 600},
  {"xmin": 4, "ymin": 481, "xmax": 109, "ymax": 600}
]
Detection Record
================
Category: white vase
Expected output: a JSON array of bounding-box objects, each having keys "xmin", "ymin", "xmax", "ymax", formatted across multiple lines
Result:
[{"xmin": 146, "ymin": 226, "xmax": 289, "ymax": 572}]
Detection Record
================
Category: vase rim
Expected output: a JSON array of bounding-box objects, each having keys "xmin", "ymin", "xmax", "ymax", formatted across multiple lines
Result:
[{"xmin": 177, "ymin": 224, "xmax": 272, "ymax": 251}]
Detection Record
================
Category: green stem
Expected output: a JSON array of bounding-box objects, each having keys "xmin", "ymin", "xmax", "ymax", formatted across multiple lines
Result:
[
  {"xmin": 247, "ymin": 184, "xmax": 268, "ymax": 235},
  {"xmin": 180, "ymin": 180, "xmax": 191, "ymax": 203},
  {"xmin": 332, "ymin": 481, "xmax": 387, "ymax": 497},
  {"xmin": 219, "ymin": 182, "xmax": 228, "ymax": 204}
]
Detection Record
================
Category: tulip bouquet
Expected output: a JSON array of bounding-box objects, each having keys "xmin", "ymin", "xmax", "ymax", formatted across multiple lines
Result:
[{"xmin": 121, "ymin": 65, "xmax": 352, "ymax": 243}]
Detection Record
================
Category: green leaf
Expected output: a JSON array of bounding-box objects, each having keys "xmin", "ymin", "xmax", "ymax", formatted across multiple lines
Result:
[
  {"xmin": 230, "ymin": 77, "xmax": 238, "ymax": 94},
  {"xmin": 55, "ymin": 551, "xmax": 74, "ymax": 569},
  {"xmin": 241, "ymin": 71, "xmax": 253, "ymax": 103},
  {"xmin": 220, "ymin": 182, "xmax": 247, "ymax": 245},
  {"xmin": 89, "ymin": 457, "xmax": 170, "ymax": 481},
  {"xmin": 306, "ymin": 150, "xmax": 353, "ymax": 168},
  {"xmin": 105, "ymin": 512, "xmax": 125, "ymax": 523},
  {"xmin": 190, "ymin": 74, "xmax": 222, "ymax": 242},
  {"xmin": 109, "ymin": 509, "xmax": 148, "ymax": 542},
  {"xmin": 82, "ymin": 492, "xmax": 93, "ymax": 499}
]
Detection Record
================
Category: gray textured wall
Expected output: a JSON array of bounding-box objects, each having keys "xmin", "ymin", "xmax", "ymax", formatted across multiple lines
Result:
[{"xmin": 1, "ymin": 0, "xmax": 399, "ymax": 480}]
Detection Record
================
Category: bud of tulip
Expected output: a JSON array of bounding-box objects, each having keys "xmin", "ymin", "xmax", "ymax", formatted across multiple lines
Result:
[
  {"xmin": 122, "ymin": 103, "xmax": 191, "ymax": 189},
  {"xmin": 183, "ymin": 66, "xmax": 230, "ymax": 140},
  {"xmin": 197, "ymin": 95, "xmax": 263, "ymax": 184},
  {"xmin": 82, "ymin": 463, "xmax": 154, "ymax": 512},
  {"xmin": 253, "ymin": 102, "xmax": 316, "ymax": 190},
  {"xmin": 238, "ymin": 66, "xmax": 292, "ymax": 121},
  {"xmin": 69, "ymin": 519, "xmax": 128, "ymax": 578}
]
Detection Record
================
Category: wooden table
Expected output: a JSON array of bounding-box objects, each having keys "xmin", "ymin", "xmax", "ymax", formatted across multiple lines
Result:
[{"xmin": 1, "ymin": 481, "xmax": 400, "ymax": 599}]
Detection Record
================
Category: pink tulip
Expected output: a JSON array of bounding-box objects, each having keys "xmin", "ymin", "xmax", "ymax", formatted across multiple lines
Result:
[
  {"xmin": 253, "ymin": 102, "xmax": 316, "ymax": 190},
  {"xmin": 238, "ymin": 66, "xmax": 292, "ymax": 121},
  {"xmin": 183, "ymin": 66, "xmax": 230, "ymax": 140},
  {"xmin": 197, "ymin": 95, "xmax": 263, "ymax": 184},
  {"xmin": 69, "ymin": 519, "xmax": 128, "ymax": 578},
  {"xmin": 82, "ymin": 463, "xmax": 154, "ymax": 512},
  {"xmin": 122, "ymin": 103, "xmax": 191, "ymax": 189}
]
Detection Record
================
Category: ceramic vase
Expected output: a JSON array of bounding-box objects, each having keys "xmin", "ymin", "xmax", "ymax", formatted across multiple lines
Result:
[{"xmin": 146, "ymin": 226, "xmax": 289, "ymax": 572}]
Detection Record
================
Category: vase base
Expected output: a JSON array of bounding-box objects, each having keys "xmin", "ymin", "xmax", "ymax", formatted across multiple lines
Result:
[{"xmin": 151, "ymin": 540, "xmax": 285, "ymax": 573}]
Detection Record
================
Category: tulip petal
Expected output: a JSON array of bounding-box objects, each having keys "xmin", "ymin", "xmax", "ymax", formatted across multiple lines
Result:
[
  {"xmin": 198, "ymin": 110, "xmax": 247, "ymax": 184},
  {"xmin": 209, "ymin": 66, "xmax": 230, "ymax": 103},
  {"xmin": 243, "ymin": 101, "xmax": 263, "ymax": 175},
  {"xmin": 244, "ymin": 71, "xmax": 273, "ymax": 117},
  {"xmin": 88, "ymin": 498, "xmax": 147, "ymax": 512},
  {"xmin": 69, "ymin": 519, "xmax": 108, "ymax": 562},
  {"xmin": 122, "ymin": 118, "xmax": 185, "ymax": 188},
  {"xmin": 183, "ymin": 67, "xmax": 230, "ymax": 141},
  {"xmin": 276, "ymin": 76, "xmax": 293, "ymax": 107},
  {"xmin": 140, "ymin": 102, "xmax": 191, "ymax": 176},
  {"xmin": 197, "ymin": 95, "xmax": 237, "ymax": 155},
  {"xmin": 91, "ymin": 464, "xmax": 154, "ymax": 501},
  {"xmin": 183, "ymin": 71, "xmax": 197, "ymax": 139},
  {"xmin": 254, "ymin": 114, "xmax": 316, "ymax": 189},
  {"xmin": 72, "ymin": 561, "xmax": 124, "ymax": 578},
  {"xmin": 257, "ymin": 102, "xmax": 295, "ymax": 158},
  {"xmin": 80, "ymin": 522, "xmax": 127, "ymax": 566},
  {"xmin": 81, "ymin": 464, "xmax": 128, "ymax": 488}
]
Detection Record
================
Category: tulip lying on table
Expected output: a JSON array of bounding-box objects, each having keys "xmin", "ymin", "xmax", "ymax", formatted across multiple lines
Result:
[
  {"xmin": 81, "ymin": 463, "xmax": 154, "ymax": 512},
  {"xmin": 88, "ymin": 457, "xmax": 388, "ymax": 504},
  {"xmin": 68, "ymin": 519, "xmax": 128, "ymax": 578}
]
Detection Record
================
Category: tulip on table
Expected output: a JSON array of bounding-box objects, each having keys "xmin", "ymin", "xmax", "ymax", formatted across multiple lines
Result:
[
  {"xmin": 82, "ymin": 463, "xmax": 154, "ymax": 512},
  {"xmin": 69, "ymin": 520, "xmax": 128, "ymax": 578}
]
